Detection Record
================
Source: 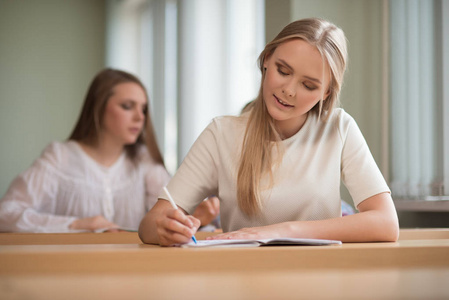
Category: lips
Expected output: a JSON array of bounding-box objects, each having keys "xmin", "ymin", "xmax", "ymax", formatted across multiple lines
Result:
[
  {"xmin": 129, "ymin": 128, "xmax": 141, "ymax": 134},
  {"xmin": 274, "ymin": 95, "xmax": 294, "ymax": 107}
]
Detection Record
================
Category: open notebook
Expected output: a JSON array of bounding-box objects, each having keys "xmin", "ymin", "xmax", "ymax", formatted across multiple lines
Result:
[{"xmin": 179, "ymin": 238, "xmax": 342, "ymax": 248}]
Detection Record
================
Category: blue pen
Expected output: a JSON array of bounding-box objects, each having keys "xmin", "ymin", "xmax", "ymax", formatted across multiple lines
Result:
[{"xmin": 163, "ymin": 187, "xmax": 197, "ymax": 244}]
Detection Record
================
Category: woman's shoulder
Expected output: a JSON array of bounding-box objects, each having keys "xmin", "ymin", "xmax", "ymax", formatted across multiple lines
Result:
[
  {"xmin": 209, "ymin": 114, "xmax": 248, "ymax": 134},
  {"xmin": 329, "ymin": 108, "xmax": 354, "ymax": 122},
  {"xmin": 39, "ymin": 141, "xmax": 78, "ymax": 164},
  {"xmin": 133, "ymin": 144, "xmax": 170, "ymax": 179},
  {"xmin": 134, "ymin": 144, "xmax": 157, "ymax": 162},
  {"xmin": 20, "ymin": 141, "xmax": 79, "ymax": 177},
  {"xmin": 324, "ymin": 108, "xmax": 357, "ymax": 130},
  {"xmin": 326, "ymin": 108, "xmax": 361, "ymax": 141},
  {"xmin": 134, "ymin": 144, "xmax": 166, "ymax": 168},
  {"xmin": 302, "ymin": 108, "xmax": 358, "ymax": 142}
]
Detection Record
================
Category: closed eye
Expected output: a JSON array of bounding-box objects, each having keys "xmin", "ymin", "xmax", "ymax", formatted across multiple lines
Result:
[
  {"xmin": 121, "ymin": 103, "xmax": 132, "ymax": 110},
  {"xmin": 275, "ymin": 62, "xmax": 291, "ymax": 76},
  {"xmin": 303, "ymin": 82, "xmax": 317, "ymax": 91},
  {"xmin": 277, "ymin": 67, "xmax": 289, "ymax": 76}
]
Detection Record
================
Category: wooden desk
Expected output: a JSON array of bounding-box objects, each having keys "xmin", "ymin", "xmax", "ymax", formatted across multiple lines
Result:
[
  {"xmin": 0, "ymin": 231, "xmax": 215, "ymax": 245},
  {"xmin": 1, "ymin": 234, "xmax": 449, "ymax": 299},
  {"xmin": 0, "ymin": 232, "xmax": 141, "ymax": 245},
  {"xmin": 0, "ymin": 228, "xmax": 446, "ymax": 245},
  {"xmin": 398, "ymin": 228, "xmax": 449, "ymax": 240}
]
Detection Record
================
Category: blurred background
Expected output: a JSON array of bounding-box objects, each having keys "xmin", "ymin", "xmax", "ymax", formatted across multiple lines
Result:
[{"xmin": 0, "ymin": 0, "xmax": 448, "ymax": 227}]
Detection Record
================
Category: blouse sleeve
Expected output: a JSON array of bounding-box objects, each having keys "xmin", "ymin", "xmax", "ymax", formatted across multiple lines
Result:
[
  {"xmin": 161, "ymin": 120, "xmax": 220, "ymax": 214},
  {"xmin": 340, "ymin": 116, "xmax": 390, "ymax": 208},
  {"xmin": 0, "ymin": 144, "xmax": 78, "ymax": 233}
]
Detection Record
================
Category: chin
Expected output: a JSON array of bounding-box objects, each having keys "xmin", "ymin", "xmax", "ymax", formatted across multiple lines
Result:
[
  {"xmin": 123, "ymin": 137, "xmax": 139, "ymax": 145},
  {"xmin": 266, "ymin": 106, "xmax": 285, "ymax": 121},
  {"xmin": 126, "ymin": 139, "xmax": 138, "ymax": 145}
]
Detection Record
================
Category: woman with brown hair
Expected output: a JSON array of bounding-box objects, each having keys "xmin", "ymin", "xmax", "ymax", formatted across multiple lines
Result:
[
  {"xmin": 0, "ymin": 68, "xmax": 219, "ymax": 232},
  {"xmin": 139, "ymin": 18, "xmax": 399, "ymax": 246}
]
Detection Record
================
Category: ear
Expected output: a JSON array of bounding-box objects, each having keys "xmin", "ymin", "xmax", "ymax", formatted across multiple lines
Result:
[
  {"xmin": 263, "ymin": 52, "xmax": 273, "ymax": 70},
  {"xmin": 322, "ymin": 83, "xmax": 332, "ymax": 101}
]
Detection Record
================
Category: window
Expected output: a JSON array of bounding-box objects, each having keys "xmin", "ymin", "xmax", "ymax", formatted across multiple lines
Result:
[
  {"xmin": 389, "ymin": 0, "xmax": 449, "ymax": 204},
  {"xmin": 105, "ymin": 0, "xmax": 264, "ymax": 174}
]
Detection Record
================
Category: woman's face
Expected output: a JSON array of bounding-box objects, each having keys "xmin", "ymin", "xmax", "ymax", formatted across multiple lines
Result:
[
  {"xmin": 263, "ymin": 39, "xmax": 330, "ymax": 138},
  {"xmin": 101, "ymin": 82, "xmax": 147, "ymax": 146}
]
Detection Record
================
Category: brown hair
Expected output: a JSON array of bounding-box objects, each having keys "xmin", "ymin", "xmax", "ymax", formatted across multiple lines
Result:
[
  {"xmin": 237, "ymin": 18, "xmax": 348, "ymax": 216},
  {"xmin": 69, "ymin": 68, "xmax": 164, "ymax": 164}
]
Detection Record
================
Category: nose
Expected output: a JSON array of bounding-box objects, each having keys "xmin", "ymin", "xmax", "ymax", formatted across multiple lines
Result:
[
  {"xmin": 282, "ymin": 79, "xmax": 296, "ymax": 98},
  {"xmin": 134, "ymin": 107, "xmax": 144, "ymax": 122}
]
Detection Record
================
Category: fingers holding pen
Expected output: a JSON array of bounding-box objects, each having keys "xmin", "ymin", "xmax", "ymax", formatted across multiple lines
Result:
[
  {"xmin": 187, "ymin": 214, "xmax": 201, "ymax": 231},
  {"xmin": 167, "ymin": 208, "xmax": 197, "ymax": 231},
  {"xmin": 156, "ymin": 208, "xmax": 198, "ymax": 246}
]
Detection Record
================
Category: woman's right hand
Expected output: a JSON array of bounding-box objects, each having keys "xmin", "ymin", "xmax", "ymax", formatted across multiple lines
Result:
[
  {"xmin": 69, "ymin": 215, "xmax": 118, "ymax": 231},
  {"xmin": 139, "ymin": 199, "xmax": 200, "ymax": 246},
  {"xmin": 155, "ymin": 205, "xmax": 200, "ymax": 246}
]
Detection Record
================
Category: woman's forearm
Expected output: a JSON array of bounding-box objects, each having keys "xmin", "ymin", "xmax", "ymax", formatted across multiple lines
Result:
[
  {"xmin": 210, "ymin": 193, "xmax": 399, "ymax": 242},
  {"xmin": 283, "ymin": 192, "xmax": 399, "ymax": 242},
  {"xmin": 138, "ymin": 208, "xmax": 161, "ymax": 245},
  {"xmin": 284, "ymin": 211, "xmax": 398, "ymax": 242}
]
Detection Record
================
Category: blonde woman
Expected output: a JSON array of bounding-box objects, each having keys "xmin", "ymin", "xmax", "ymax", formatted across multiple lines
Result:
[
  {"xmin": 139, "ymin": 18, "xmax": 399, "ymax": 246},
  {"xmin": 0, "ymin": 68, "xmax": 219, "ymax": 232}
]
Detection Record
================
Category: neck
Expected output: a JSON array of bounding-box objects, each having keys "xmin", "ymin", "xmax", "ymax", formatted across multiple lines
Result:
[
  {"xmin": 78, "ymin": 137, "xmax": 125, "ymax": 167},
  {"xmin": 275, "ymin": 114, "xmax": 308, "ymax": 140}
]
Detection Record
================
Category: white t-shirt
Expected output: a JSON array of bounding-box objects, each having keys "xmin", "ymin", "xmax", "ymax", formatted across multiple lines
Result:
[
  {"xmin": 163, "ymin": 108, "xmax": 390, "ymax": 232},
  {"xmin": 0, "ymin": 141, "xmax": 170, "ymax": 232}
]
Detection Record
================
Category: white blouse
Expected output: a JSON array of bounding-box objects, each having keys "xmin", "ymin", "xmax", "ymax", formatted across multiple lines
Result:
[{"xmin": 0, "ymin": 141, "xmax": 170, "ymax": 232}]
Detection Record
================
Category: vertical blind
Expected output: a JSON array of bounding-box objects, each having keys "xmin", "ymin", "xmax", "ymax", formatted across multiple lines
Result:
[
  {"xmin": 390, "ymin": 0, "xmax": 448, "ymax": 200},
  {"xmin": 106, "ymin": 0, "xmax": 264, "ymax": 174},
  {"xmin": 177, "ymin": 0, "xmax": 265, "ymax": 162}
]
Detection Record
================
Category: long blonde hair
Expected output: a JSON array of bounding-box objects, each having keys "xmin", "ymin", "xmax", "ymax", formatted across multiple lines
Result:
[{"xmin": 237, "ymin": 18, "xmax": 348, "ymax": 216}]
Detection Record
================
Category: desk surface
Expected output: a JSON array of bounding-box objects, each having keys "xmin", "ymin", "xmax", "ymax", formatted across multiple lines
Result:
[
  {"xmin": 1, "ymin": 228, "xmax": 448, "ymax": 245},
  {"xmin": 0, "ymin": 231, "xmax": 218, "ymax": 245},
  {"xmin": 1, "ymin": 230, "xmax": 449, "ymax": 300},
  {"xmin": 398, "ymin": 228, "xmax": 449, "ymax": 240}
]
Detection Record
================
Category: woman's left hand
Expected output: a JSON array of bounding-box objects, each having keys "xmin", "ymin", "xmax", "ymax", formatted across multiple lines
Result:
[{"xmin": 192, "ymin": 196, "xmax": 220, "ymax": 226}]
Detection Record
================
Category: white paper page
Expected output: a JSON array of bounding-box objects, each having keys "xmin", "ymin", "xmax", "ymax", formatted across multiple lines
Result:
[{"xmin": 180, "ymin": 239, "xmax": 260, "ymax": 248}]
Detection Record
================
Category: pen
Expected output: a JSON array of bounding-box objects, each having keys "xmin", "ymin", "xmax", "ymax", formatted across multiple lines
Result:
[{"xmin": 163, "ymin": 187, "xmax": 197, "ymax": 244}]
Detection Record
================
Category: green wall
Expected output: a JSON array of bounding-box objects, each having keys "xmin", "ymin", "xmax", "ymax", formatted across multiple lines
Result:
[{"xmin": 0, "ymin": 0, "xmax": 106, "ymax": 197}]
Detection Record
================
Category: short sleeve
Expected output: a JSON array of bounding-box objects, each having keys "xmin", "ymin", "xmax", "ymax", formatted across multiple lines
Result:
[{"xmin": 340, "ymin": 116, "xmax": 390, "ymax": 208}]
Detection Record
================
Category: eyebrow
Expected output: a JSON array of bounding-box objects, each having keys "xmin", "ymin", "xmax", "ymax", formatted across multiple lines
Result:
[
  {"xmin": 277, "ymin": 59, "xmax": 322, "ymax": 84},
  {"xmin": 303, "ymin": 76, "xmax": 322, "ymax": 85},
  {"xmin": 122, "ymin": 98, "xmax": 147, "ymax": 105}
]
